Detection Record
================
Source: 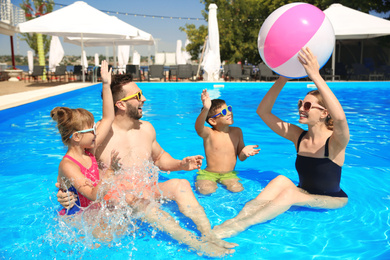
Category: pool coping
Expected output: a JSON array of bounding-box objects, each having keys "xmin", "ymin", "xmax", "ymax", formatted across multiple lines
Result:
[{"xmin": 0, "ymin": 82, "xmax": 95, "ymax": 111}]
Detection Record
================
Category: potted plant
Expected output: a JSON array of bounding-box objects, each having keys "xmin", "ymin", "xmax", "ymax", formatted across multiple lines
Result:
[{"xmin": 4, "ymin": 67, "xmax": 24, "ymax": 82}]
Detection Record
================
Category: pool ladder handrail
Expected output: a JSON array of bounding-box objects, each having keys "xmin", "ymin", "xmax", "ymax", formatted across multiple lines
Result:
[{"xmin": 92, "ymin": 66, "xmax": 100, "ymax": 83}]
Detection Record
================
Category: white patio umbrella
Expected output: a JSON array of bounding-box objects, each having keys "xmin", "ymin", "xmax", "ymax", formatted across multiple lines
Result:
[
  {"xmin": 81, "ymin": 50, "xmax": 88, "ymax": 73},
  {"xmin": 176, "ymin": 40, "xmax": 186, "ymax": 65},
  {"xmin": 63, "ymin": 30, "xmax": 154, "ymax": 47},
  {"xmin": 27, "ymin": 50, "xmax": 33, "ymax": 74},
  {"xmin": 18, "ymin": 1, "xmax": 140, "ymax": 82},
  {"xmin": 202, "ymin": 4, "xmax": 221, "ymax": 81},
  {"xmin": 183, "ymin": 39, "xmax": 192, "ymax": 63},
  {"xmin": 94, "ymin": 53, "xmax": 99, "ymax": 67},
  {"xmin": 48, "ymin": 36, "xmax": 64, "ymax": 72},
  {"xmin": 63, "ymin": 17, "xmax": 153, "ymax": 73},
  {"xmin": 118, "ymin": 45, "xmax": 130, "ymax": 73}
]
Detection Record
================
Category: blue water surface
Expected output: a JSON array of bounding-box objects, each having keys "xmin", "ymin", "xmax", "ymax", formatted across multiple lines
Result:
[{"xmin": 0, "ymin": 81, "xmax": 389, "ymax": 259}]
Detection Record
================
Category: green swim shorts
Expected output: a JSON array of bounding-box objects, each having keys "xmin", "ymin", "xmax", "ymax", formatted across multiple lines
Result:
[{"xmin": 196, "ymin": 169, "xmax": 239, "ymax": 183}]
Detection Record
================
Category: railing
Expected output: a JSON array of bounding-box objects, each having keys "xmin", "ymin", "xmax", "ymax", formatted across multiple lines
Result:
[{"xmin": 0, "ymin": 0, "xmax": 25, "ymax": 26}]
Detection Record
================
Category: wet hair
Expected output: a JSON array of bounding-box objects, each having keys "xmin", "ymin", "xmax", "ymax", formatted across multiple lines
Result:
[
  {"xmin": 204, "ymin": 99, "xmax": 226, "ymax": 126},
  {"xmin": 307, "ymin": 90, "xmax": 333, "ymax": 130},
  {"xmin": 110, "ymin": 74, "xmax": 133, "ymax": 112},
  {"xmin": 50, "ymin": 107, "xmax": 94, "ymax": 145}
]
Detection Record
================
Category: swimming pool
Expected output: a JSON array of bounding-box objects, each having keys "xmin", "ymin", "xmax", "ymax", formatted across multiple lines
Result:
[{"xmin": 0, "ymin": 81, "xmax": 389, "ymax": 259}]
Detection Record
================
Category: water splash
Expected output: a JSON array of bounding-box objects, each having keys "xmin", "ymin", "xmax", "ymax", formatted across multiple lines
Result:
[{"xmin": 38, "ymin": 160, "xmax": 164, "ymax": 258}]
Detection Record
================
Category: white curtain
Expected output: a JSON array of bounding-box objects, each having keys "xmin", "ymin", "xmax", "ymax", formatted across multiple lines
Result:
[
  {"xmin": 155, "ymin": 53, "xmax": 165, "ymax": 64},
  {"xmin": 132, "ymin": 50, "xmax": 140, "ymax": 65},
  {"xmin": 48, "ymin": 36, "xmax": 64, "ymax": 72},
  {"xmin": 118, "ymin": 45, "xmax": 130, "ymax": 73},
  {"xmin": 202, "ymin": 4, "xmax": 221, "ymax": 81},
  {"xmin": 176, "ymin": 40, "xmax": 186, "ymax": 65},
  {"xmin": 94, "ymin": 53, "xmax": 99, "ymax": 67},
  {"xmin": 27, "ymin": 50, "xmax": 33, "ymax": 74},
  {"xmin": 165, "ymin": 53, "xmax": 176, "ymax": 66}
]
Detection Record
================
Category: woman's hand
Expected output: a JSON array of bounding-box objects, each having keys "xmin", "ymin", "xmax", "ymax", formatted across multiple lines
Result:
[{"xmin": 298, "ymin": 47, "xmax": 321, "ymax": 80}]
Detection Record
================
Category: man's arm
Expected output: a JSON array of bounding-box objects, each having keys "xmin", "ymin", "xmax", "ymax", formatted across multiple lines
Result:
[{"xmin": 152, "ymin": 139, "xmax": 203, "ymax": 171}]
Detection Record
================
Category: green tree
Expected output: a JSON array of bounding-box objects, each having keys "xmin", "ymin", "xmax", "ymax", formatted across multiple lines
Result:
[
  {"xmin": 184, "ymin": 0, "xmax": 390, "ymax": 64},
  {"xmin": 179, "ymin": 24, "xmax": 208, "ymax": 61},
  {"xmin": 19, "ymin": 0, "xmax": 54, "ymax": 57}
]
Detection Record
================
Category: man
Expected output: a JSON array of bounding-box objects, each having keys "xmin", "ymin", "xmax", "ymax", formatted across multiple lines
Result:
[{"xmin": 57, "ymin": 74, "xmax": 236, "ymax": 256}]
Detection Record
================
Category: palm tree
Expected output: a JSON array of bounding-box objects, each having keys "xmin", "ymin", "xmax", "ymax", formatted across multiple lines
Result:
[{"xmin": 20, "ymin": 0, "xmax": 54, "ymax": 80}]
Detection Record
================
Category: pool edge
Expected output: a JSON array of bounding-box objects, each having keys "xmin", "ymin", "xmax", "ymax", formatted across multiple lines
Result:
[{"xmin": 0, "ymin": 82, "xmax": 97, "ymax": 111}]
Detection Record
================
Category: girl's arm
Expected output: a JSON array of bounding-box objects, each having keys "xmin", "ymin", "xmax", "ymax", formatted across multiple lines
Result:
[
  {"xmin": 195, "ymin": 89, "xmax": 212, "ymax": 138},
  {"xmin": 59, "ymin": 160, "xmax": 102, "ymax": 201},
  {"xmin": 95, "ymin": 60, "xmax": 115, "ymax": 147},
  {"xmin": 57, "ymin": 151, "xmax": 120, "ymax": 207},
  {"xmin": 298, "ymin": 47, "xmax": 349, "ymax": 148},
  {"xmin": 256, "ymin": 77, "xmax": 303, "ymax": 143}
]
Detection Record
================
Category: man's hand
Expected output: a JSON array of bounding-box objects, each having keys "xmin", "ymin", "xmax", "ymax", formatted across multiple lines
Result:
[
  {"xmin": 109, "ymin": 150, "xmax": 121, "ymax": 172},
  {"xmin": 180, "ymin": 155, "xmax": 204, "ymax": 171},
  {"xmin": 241, "ymin": 145, "xmax": 260, "ymax": 157},
  {"xmin": 101, "ymin": 60, "xmax": 112, "ymax": 85},
  {"xmin": 55, "ymin": 183, "xmax": 77, "ymax": 209}
]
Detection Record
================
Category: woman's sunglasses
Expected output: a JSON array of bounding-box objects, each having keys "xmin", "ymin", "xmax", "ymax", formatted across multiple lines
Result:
[
  {"xmin": 211, "ymin": 105, "xmax": 233, "ymax": 118},
  {"xmin": 70, "ymin": 123, "xmax": 96, "ymax": 139},
  {"xmin": 298, "ymin": 100, "xmax": 325, "ymax": 111},
  {"xmin": 119, "ymin": 91, "xmax": 143, "ymax": 102}
]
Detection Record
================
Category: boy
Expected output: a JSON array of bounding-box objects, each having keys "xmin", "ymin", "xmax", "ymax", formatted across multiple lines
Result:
[{"xmin": 194, "ymin": 89, "xmax": 260, "ymax": 195}]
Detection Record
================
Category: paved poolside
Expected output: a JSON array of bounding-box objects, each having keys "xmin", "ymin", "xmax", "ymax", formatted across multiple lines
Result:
[{"xmin": 0, "ymin": 80, "xmax": 94, "ymax": 110}]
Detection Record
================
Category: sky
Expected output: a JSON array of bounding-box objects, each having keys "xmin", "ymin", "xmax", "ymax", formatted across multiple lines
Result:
[{"xmin": 0, "ymin": 0, "xmax": 208, "ymax": 57}]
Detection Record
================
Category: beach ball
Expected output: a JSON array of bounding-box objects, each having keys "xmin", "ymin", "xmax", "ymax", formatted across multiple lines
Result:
[{"xmin": 258, "ymin": 3, "xmax": 335, "ymax": 78}]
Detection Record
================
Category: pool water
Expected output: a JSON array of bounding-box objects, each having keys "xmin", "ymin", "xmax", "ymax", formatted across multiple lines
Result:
[{"xmin": 0, "ymin": 81, "xmax": 389, "ymax": 259}]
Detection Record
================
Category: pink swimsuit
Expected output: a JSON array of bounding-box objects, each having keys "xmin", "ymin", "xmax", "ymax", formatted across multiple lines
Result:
[{"xmin": 59, "ymin": 150, "xmax": 100, "ymax": 215}]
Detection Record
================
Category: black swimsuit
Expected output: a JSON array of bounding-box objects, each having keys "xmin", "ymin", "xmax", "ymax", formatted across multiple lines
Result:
[{"xmin": 295, "ymin": 131, "xmax": 348, "ymax": 198}]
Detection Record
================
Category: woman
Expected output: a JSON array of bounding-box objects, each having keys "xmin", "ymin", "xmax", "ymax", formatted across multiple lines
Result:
[{"xmin": 213, "ymin": 47, "xmax": 349, "ymax": 239}]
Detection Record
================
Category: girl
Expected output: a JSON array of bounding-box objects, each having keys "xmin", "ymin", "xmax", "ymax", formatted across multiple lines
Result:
[
  {"xmin": 51, "ymin": 60, "xmax": 115, "ymax": 215},
  {"xmin": 214, "ymin": 47, "xmax": 349, "ymax": 238}
]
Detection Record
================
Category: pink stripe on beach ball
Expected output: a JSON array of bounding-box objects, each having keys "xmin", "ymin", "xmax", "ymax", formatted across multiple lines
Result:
[{"xmin": 264, "ymin": 4, "xmax": 325, "ymax": 68}]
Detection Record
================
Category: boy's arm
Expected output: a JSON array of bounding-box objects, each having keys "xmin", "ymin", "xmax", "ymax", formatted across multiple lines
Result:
[
  {"xmin": 95, "ymin": 60, "xmax": 115, "ymax": 147},
  {"xmin": 236, "ymin": 128, "xmax": 260, "ymax": 161},
  {"xmin": 195, "ymin": 89, "xmax": 212, "ymax": 138}
]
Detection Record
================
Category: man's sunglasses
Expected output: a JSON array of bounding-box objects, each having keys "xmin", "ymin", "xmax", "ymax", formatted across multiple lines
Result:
[
  {"xmin": 119, "ymin": 91, "xmax": 143, "ymax": 102},
  {"xmin": 70, "ymin": 123, "xmax": 96, "ymax": 139},
  {"xmin": 298, "ymin": 100, "xmax": 325, "ymax": 111},
  {"xmin": 211, "ymin": 105, "xmax": 233, "ymax": 118}
]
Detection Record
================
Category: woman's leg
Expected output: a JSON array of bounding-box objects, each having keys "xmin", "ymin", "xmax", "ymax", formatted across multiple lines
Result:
[
  {"xmin": 214, "ymin": 175, "xmax": 348, "ymax": 238},
  {"xmin": 219, "ymin": 175, "xmax": 296, "ymax": 224}
]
